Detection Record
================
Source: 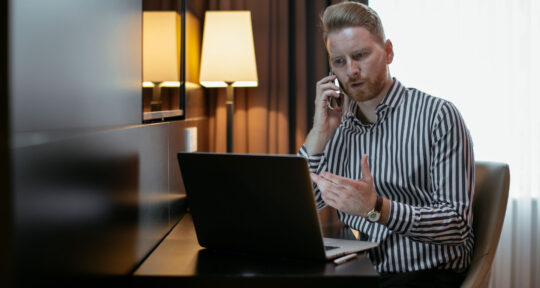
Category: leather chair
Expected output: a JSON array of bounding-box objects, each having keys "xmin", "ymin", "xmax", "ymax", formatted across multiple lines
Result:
[{"xmin": 461, "ymin": 161, "xmax": 510, "ymax": 288}]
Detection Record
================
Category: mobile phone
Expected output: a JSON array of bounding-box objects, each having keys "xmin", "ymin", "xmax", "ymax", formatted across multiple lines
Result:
[{"xmin": 327, "ymin": 71, "xmax": 342, "ymax": 110}]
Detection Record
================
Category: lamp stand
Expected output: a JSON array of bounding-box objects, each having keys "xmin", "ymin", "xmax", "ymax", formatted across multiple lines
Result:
[
  {"xmin": 225, "ymin": 82, "xmax": 234, "ymax": 153},
  {"xmin": 151, "ymin": 82, "xmax": 162, "ymax": 111}
]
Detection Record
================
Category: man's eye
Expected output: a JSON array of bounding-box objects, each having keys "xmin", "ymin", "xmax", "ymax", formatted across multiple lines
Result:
[
  {"xmin": 333, "ymin": 59, "xmax": 345, "ymax": 66},
  {"xmin": 354, "ymin": 53, "xmax": 364, "ymax": 59}
]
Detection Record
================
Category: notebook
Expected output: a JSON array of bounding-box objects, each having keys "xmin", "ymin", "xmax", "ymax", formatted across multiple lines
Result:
[{"xmin": 177, "ymin": 152, "xmax": 378, "ymax": 261}]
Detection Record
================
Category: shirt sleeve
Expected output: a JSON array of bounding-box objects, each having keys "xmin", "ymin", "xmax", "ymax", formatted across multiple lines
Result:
[
  {"xmin": 298, "ymin": 145, "xmax": 327, "ymax": 210},
  {"xmin": 385, "ymin": 101, "xmax": 475, "ymax": 245}
]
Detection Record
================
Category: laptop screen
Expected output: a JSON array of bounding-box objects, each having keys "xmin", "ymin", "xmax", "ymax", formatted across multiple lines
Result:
[{"xmin": 177, "ymin": 152, "xmax": 327, "ymax": 260}]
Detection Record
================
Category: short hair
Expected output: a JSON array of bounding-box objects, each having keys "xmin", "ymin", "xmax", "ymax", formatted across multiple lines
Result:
[{"xmin": 321, "ymin": 1, "xmax": 386, "ymax": 45}]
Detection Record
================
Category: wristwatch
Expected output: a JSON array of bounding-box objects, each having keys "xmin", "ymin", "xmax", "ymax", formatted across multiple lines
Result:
[{"xmin": 366, "ymin": 195, "xmax": 383, "ymax": 222}]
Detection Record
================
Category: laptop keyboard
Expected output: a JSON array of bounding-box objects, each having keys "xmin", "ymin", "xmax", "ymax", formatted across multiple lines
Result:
[{"xmin": 324, "ymin": 245, "xmax": 339, "ymax": 251}]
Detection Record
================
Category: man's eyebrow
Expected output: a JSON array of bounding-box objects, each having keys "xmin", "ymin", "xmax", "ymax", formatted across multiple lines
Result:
[
  {"xmin": 329, "ymin": 48, "xmax": 370, "ymax": 59},
  {"xmin": 352, "ymin": 48, "xmax": 370, "ymax": 53}
]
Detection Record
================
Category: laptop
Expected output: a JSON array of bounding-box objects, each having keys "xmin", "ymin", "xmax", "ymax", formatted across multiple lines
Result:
[{"xmin": 177, "ymin": 152, "xmax": 378, "ymax": 262}]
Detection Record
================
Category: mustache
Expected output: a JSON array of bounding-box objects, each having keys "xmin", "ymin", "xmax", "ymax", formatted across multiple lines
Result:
[{"xmin": 346, "ymin": 78, "xmax": 366, "ymax": 84}]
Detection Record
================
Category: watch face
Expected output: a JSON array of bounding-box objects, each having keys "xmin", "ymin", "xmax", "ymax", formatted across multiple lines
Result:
[{"xmin": 367, "ymin": 211, "xmax": 380, "ymax": 222}]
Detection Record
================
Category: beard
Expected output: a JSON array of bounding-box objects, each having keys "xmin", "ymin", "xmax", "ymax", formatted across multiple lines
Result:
[{"xmin": 343, "ymin": 68, "xmax": 388, "ymax": 103}]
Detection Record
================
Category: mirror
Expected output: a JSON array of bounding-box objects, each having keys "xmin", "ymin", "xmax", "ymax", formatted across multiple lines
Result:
[{"xmin": 142, "ymin": 0, "xmax": 185, "ymax": 123}]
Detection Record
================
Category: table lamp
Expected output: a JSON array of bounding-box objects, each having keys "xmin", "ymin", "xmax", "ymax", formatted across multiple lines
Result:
[
  {"xmin": 143, "ymin": 11, "xmax": 181, "ymax": 111},
  {"xmin": 199, "ymin": 11, "xmax": 258, "ymax": 153}
]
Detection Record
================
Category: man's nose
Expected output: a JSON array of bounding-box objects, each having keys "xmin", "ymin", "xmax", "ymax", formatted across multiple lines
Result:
[{"xmin": 346, "ymin": 60, "xmax": 360, "ymax": 78}]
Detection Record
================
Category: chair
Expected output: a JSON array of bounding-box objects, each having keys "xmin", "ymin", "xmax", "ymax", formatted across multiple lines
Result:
[{"xmin": 461, "ymin": 161, "xmax": 510, "ymax": 288}]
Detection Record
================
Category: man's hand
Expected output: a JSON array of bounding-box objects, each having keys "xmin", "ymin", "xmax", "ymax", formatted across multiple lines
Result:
[
  {"xmin": 310, "ymin": 154, "xmax": 378, "ymax": 217},
  {"xmin": 304, "ymin": 74, "xmax": 344, "ymax": 155},
  {"xmin": 313, "ymin": 74, "xmax": 343, "ymax": 134}
]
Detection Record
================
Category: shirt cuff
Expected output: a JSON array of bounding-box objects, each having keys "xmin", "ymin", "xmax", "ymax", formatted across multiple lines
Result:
[
  {"xmin": 298, "ymin": 145, "xmax": 324, "ymax": 173},
  {"xmin": 386, "ymin": 200, "xmax": 416, "ymax": 234}
]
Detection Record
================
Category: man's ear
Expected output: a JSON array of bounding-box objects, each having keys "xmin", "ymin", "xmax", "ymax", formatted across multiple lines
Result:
[{"xmin": 385, "ymin": 39, "xmax": 394, "ymax": 64}]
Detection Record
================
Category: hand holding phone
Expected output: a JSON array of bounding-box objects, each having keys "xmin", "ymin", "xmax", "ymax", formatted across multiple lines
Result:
[
  {"xmin": 327, "ymin": 71, "xmax": 342, "ymax": 111},
  {"xmin": 306, "ymin": 71, "xmax": 345, "ymax": 154}
]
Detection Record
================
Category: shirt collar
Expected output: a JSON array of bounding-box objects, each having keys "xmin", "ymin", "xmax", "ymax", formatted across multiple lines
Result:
[{"xmin": 377, "ymin": 77, "xmax": 405, "ymax": 110}]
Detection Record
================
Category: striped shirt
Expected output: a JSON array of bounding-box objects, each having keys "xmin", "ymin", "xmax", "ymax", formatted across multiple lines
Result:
[{"xmin": 299, "ymin": 78, "xmax": 475, "ymax": 273}]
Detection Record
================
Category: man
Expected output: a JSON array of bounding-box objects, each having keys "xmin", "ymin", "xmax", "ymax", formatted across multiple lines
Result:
[{"xmin": 300, "ymin": 2, "xmax": 475, "ymax": 287}]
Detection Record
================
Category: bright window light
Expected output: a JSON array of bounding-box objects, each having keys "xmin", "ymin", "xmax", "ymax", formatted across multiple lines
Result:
[{"xmin": 371, "ymin": 0, "xmax": 540, "ymax": 198}]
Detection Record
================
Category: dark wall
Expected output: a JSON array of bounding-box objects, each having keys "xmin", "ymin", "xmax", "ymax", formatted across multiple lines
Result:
[
  {"xmin": 10, "ymin": 0, "xmax": 142, "ymax": 132},
  {"xmin": 1, "ymin": 0, "xmax": 12, "ymax": 286},
  {"xmin": 6, "ymin": 0, "xmax": 209, "ymax": 285}
]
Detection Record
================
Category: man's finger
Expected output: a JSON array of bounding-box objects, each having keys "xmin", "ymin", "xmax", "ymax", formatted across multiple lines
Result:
[
  {"xmin": 311, "ymin": 173, "xmax": 334, "ymax": 188},
  {"xmin": 320, "ymin": 171, "xmax": 346, "ymax": 185}
]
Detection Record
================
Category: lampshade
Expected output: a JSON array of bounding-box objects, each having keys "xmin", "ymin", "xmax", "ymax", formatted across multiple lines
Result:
[
  {"xmin": 199, "ymin": 11, "xmax": 258, "ymax": 88},
  {"xmin": 143, "ymin": 11, "xmax": 180, "ymax": 86},
  {"xmin": 185, "ymin": 11, "xmax": 201, "ymax": 89}
]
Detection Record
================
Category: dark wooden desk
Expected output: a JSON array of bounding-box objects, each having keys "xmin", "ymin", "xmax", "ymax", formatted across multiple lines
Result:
[{"xmin": 133, "ymin": 213, "xmax": 379, "ymax": 287}]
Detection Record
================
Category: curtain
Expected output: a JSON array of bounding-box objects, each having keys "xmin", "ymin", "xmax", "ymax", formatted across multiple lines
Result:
[
  {"xmin": 206, "ymin": 0, "xmax": 346, "ymax": 154},
  {"xmin": 370, "ymin": 0, "xmax": 540, "ymax": 287}
]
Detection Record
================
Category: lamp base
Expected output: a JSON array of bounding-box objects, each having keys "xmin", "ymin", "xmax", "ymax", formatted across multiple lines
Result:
[
  {"xmin": 226, "ymin": 82, "xmax": 234, "ymax": 153},
  {"xmin": 151, "ymin": 84, "xmax": 163, "ymax": 111},
  {"xmin": 150, "ymin": 101, "xmax": 162, "ymax": 111}
]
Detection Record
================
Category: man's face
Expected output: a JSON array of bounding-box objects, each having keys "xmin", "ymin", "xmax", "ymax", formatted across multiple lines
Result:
[{"xmin": 327, "ymin": 26, "xmax": 393, "ymax": 103}]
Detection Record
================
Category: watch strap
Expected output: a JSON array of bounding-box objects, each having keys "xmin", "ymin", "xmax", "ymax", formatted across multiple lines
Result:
[{"xmin": 373, "ymin": 194, "xmax": 383, "ymax": 213}]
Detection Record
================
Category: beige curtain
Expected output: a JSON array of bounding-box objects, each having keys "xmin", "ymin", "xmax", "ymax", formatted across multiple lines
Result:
[{"xmin": 206, "ymin": 0, "xmax": 336, "ymax": 154}]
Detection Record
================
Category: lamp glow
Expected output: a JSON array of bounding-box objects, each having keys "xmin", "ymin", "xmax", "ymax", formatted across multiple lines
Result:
[
  {"xmin": 199, "ymin": 11, "xmax": 258, "ymax": 87},
  {"xmin": 199, "ymin": 11, "xmax": 258, "ymax": 153},
  {"xmin": 142, "ymin": 81, "xmax": 155, "ymax": 88},
  {"xmin": 143, "ymin": 11, "xmax": 180, "ymax": 111}
]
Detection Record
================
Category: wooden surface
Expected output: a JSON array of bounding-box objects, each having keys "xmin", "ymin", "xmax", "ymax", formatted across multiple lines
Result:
[{"xmin": 133, "ymin": 213, "xmax": 379, "ymax": 287}]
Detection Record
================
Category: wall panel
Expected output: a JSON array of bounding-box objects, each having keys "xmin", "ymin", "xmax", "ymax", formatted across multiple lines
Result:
[
  {"xmin": 13, "ymin": 124, "xmax": 167, "ymax": 278},
  {"xmin": 7, "ymin": 0, "xmax": 209, "ymax": 284},
  {"xmin": 10, "ymin": 0, "xmax": 142, "ymax": 132}
]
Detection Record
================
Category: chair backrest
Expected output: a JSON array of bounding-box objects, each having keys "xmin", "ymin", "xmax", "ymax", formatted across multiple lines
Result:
[{"xmin": 461, "ymin": 161, "xmax": 510, "ymax": 288}]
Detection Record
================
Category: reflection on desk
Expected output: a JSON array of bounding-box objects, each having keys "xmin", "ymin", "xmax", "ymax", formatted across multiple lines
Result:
[
  {"xmin": 196, "ymin": 248, "xmax": 326, "ymax": 275},
  {"xmin": 134, "ymin": 213, "xmax": 379, "ymax": 287}
]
